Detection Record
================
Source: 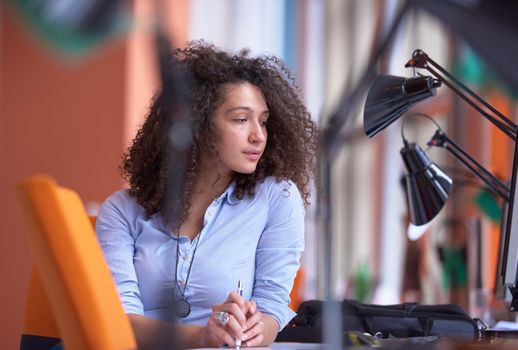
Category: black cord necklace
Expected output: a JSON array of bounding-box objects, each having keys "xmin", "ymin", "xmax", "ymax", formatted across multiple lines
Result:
[{"xmin": 174, "ymin": 230, "xmax": 200, "ymax": 318}]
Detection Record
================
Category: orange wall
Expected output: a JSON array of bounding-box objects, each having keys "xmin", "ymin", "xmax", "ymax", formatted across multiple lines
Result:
[{"xmin": 0, "ymin": 5, "xmax": 127, "ymax": 349}]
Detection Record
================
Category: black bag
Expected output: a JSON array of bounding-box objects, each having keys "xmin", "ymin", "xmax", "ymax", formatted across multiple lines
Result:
[{"xmin": 277, "ymin": 299, "xmax": 481, "ymax": 343}]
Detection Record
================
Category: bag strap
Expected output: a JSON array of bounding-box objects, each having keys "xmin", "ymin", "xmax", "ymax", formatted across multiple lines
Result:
[
  {"xmin": 361, "ymin": 316, "xmax": 374, "ymax": 335},
  {"xmin": 404, "ymin": 303, "xmax": 433, "ymax": 336},
  {"xmin": 346, "ymin": 299, "xmax": 416, "ymax": 317},
  {"xmin": 419, "ymin": 317, "xmax": 433, "ymax": 336}
]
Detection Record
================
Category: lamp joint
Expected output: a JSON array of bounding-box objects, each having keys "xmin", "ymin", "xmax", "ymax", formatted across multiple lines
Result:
[{"xmin": 405, "ymin": 49, "xmax": 429, "ymax": 68}]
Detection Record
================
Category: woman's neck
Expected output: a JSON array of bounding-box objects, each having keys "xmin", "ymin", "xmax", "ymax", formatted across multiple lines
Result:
[
  {"xmin": 192, "ymin": 166, "xmax": 234, "ymax": 200},
  {"xmin": 176, "ymin": 165, "xmax": 233, "ymax": 239}
]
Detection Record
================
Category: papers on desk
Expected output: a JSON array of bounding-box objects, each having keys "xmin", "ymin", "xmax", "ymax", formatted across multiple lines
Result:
[
  {"xmin": 491, "ymin": 320, "xmax": 518, "ymax": 331},
  {"xmin": 271, "ymin": 343, "xmax": 322, "ymax": 349}
]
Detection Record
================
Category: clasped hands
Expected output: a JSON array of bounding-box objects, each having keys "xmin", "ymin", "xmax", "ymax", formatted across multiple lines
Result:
[{"xmin": 205, "ymin": 292, "xmax": 264, "ymax": 347}]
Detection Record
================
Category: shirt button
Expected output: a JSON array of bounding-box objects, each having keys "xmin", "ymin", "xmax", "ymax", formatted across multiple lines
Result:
[
  {"xmin": 183, "ymin": 254, "xmax": 189, "ymax": 261},
  {"xmin": 177, "ymin": 279, "xmax": 184, "ymax": 284}
]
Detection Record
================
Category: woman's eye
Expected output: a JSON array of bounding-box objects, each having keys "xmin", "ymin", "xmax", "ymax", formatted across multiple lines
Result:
[{"xmin": 234, "ymin": 118, "xmax": 247, "ymax": 123}]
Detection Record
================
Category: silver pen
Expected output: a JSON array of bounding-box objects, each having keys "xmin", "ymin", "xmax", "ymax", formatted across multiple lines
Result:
[{"xmin": 236, "ymin": 280, "xmax": 243, "ymax": 349}]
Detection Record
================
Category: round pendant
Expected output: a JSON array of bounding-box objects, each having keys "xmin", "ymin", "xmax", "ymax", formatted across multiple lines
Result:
[{"xmin": 175, "ymin": 298, "xmax": 191, "ymax": 318}]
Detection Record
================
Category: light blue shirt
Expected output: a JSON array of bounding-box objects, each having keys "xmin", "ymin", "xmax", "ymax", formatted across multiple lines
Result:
[{"xmin": 96, "ymin": 177, "xmax": 304, "ymax": 329}]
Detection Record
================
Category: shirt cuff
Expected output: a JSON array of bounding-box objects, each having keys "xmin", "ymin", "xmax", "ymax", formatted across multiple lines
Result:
[
  {"xmin": 119, "ymin": 291, "xmax": 144, "ymax": 316},
  {"xmin": 254, "ymin": 298, "xmax": 297, "ymax": 330}
]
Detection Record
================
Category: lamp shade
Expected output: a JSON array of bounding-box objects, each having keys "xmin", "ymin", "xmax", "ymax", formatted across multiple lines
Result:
[
  {"xmin": 401, "ymin": 142, "xmax": 452, "ymax": 225},
  {"xmin": 364, "ymin": 75, "xmax": 441, "ymax": 138}
]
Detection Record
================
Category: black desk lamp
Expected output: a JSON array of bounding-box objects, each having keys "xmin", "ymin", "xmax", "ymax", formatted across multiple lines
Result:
[
  {"xmin": 364, "ymin": 49, "xmax": 517, "ymax": 141},
  {"xmin": 363, "ymin": 49, "xmax": 518, "ymax": 311},
  {"xmin": 363, "ymin": 49, "xmax": 516, "ymax": 226},
  {"xmin": 400, "ymin": 138, "xmax": 452, "ymax": 226},
  {"xmin": 399, "ymin": 113, "xmax": 509, "ymax": 226},
  {"xmin": 364, "ymin": 74, "xmax": 441, "ymax": 139}
]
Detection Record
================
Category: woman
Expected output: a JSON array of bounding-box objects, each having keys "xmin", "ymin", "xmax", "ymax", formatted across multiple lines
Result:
[{"xmin": 96, "ymin": 41, "xmax": 318, "ymax": 349}]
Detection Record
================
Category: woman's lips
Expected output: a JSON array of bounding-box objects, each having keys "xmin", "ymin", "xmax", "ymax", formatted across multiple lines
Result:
[{"xmin": 243, "ymin": 151, "xmax": 261, "ymax": 160}]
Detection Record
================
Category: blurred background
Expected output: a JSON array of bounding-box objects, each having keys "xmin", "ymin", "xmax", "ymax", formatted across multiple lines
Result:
[{"xmin": 1, "ymin": 0, "xmax": 517, "ymax": 348}]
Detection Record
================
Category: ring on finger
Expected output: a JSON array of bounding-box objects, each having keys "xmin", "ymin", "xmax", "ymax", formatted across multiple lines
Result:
[{"xmin": 214, "ymin": 311, "xmax": 230, "ymax": 326}]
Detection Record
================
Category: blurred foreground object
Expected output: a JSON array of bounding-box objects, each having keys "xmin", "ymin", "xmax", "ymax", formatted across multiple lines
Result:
[
  {"xmin": 17, "ymin": 175, "xmax": 137, "ymax": 350},
  {"xmin": 9, "ymin": 0, "xmax": 127, "ymax": 57}
]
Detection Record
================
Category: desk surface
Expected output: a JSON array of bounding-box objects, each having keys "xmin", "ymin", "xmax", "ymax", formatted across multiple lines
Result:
[
  {"xmin": 193, "ymin": 343, "xmax": 323, "ymax": 350},
  {"xmin": 192, "ymin": 338, "xmax": 518, "ymax": 349}
]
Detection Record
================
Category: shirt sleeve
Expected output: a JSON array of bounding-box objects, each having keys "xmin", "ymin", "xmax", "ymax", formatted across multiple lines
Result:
[
  {"xmin": 251, "ymin": 180, "xmax": 305, "ymax": 330},
  {"xmin": 95, "ymin": 192, "xmax": 144, "ymax": 315}
]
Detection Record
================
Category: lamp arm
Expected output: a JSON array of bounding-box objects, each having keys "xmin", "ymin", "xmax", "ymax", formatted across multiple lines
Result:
[
  {"xmin": 406, "ymin": 50, "xmax": 517, "ymax": 140},
  {"xmin": 429, "ymin": 130, "xmax": 510, "ymax": 202},
  {"xmin": 426, "ymin": 55, "xmax": 516, "ymax": 132},
  {"xmin": 426, "ymin": 65, "xmax": 516, "ymax": 140}
]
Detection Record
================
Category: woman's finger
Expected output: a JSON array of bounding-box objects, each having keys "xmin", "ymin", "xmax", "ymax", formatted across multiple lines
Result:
[
  {"xmin": 245, "ymin": 300, "xmax": 257, "ymax": 316},
  {"xmin": 216, "ymin": 302, "xmax": 247, "ymax": 328},
  {"xmin": 207, "ymin": 315, "xmax": 235, "ymax": 347},
  {"xmin": 242, "ymin": 320, "xmax": 265, "ymax": 347},
  {"xmin": 221, "ymin": 312, "xmax": 245, "ymax": 340},
  {"xmin": 224, "ymin": 291, "xmax": 247, "ymax": 309},
  {"xmin": 245, "ymin": 308, "xmax": 262, "ymax": 331}
]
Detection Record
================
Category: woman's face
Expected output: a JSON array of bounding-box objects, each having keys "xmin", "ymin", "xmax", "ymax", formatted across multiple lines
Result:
[{"xmin": 212, "ymin": 82, "xmax": 269, "ymax": 177}]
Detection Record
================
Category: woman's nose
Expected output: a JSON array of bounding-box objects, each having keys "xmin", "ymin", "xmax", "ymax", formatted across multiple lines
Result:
[{"xmin": 249, "ymin": 122, "xmax": 266, "ymax": 144}]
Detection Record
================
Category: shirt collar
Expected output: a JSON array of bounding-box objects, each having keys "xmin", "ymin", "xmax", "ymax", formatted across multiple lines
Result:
[{"xmin": 218, "ymin": 180, "xmax": 240, "ymax": 205}]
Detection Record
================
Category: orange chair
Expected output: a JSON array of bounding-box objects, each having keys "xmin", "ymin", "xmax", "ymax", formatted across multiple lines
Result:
[
  {"xmin": 20, "ymin": 268, "xmax": 61, "ymax": 349},
  {"xmin": 289, "ymin": 268, "xmax": 305, "ymax": 312},
  {"xmin": 20, "ymin": 215, "xmax": 98, "ymax": 349},
  {"xmin": 17, "ymin": 175, "xmax": 136, "ymax": 350}
]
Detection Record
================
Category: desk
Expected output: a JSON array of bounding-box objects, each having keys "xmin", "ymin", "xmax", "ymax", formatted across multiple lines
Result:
[
  {"xmin": 192, "ymin": 338, "xmax": 518, "ymax": 350},
  {"xmin": 193, "ymin": 343, "xmax": 322, "ymax": 350}
]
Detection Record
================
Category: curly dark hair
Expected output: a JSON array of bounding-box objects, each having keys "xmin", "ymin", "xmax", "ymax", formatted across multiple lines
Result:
[{"xmin": 121, "ymin": 41, "xmax": 318, "ymax": 225}]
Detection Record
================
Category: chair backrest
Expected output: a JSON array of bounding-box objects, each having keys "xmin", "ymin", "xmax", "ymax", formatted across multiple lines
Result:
[
  {"xmin": 17, "ymin": 175, "xmax": 136, "ymax": 350},
  {"xmin": 20, "ymin": 268, "xmax": 61, "ymax": 350},
  {"xmin": 20, "ymin": 215, "xmax": 99, "ymax": 349}
]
